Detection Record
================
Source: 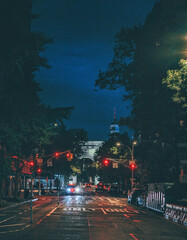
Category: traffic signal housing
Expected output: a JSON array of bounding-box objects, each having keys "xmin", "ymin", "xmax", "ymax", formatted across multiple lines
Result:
[
  {"xmin": 103, "ymin": 159, "xmax": 109, "ymax": 166},
  {"xmin": 130, "ymin": 163, "xmax": 136, "ymax": 170},
  {"xmin": 66, "ymin": 152, "xmax": 73, "ymax": 161},
  {"xmin": 30, "ymin": 161, "xmax": 34, "ymax": 167},
  {"xmin": 55, "ymin": 152, "xmax": 59, "ymax": 159}
]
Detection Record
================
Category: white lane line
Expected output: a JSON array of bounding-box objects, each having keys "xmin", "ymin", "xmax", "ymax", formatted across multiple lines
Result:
[
  {"xmin": 0, "ymin": 216, "xmax": 16, "ymax": 224},
  {"xmin": 101, "ymin": 208, "xmax": 107, "ymax": 215},
  {"xmin": 0, "ymin": 223, "xmax": 24, "ymax": 228}
]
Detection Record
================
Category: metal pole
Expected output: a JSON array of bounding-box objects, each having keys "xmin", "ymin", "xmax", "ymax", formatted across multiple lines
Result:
[
  {"xmin": 31, "ymin": 175, "xmax": 33, "ymax": 197},
  {"xmin": 58, "ymin": 192, "xmax": 60, "ymax": 205},
  {"xmin": 132, "ymin": 168, "xmax": 134, "ymax": 188},
  {"xmin": 39, "ymin": 175, "xmax": 41, "ymax": 196},
  {"xmin": 30, "ymin": 200, "xmax": 33, "ymax": 223}
]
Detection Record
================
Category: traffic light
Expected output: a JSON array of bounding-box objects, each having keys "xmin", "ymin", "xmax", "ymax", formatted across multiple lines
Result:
[
  {"xmin": 130, "ymin": 164, "xmax": 136, "ymax": 169},
  {"xmin": 30, "ymin": 161, "xmax": 34, "ymax": 166},
  {"xmin": 66, "ymin": 152, "xmax": 73, "ymax": 161},
  {"xmin": 103, "ymin": 159, "xmax": 109, "ymax": 166},
  {"xmin": 37, "ymin": 168, "xmax": 41, "ymax": 174},
  {"xmin": 55, "ymin": 152, "xmax": 59, "ymax": 159}
]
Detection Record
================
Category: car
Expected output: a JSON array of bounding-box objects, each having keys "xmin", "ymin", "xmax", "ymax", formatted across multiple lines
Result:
[
  {"xmin": 84, "ymin": 184, "xmax": 92, "ymax": 195},
  {"xmin": 137, "ymin": 191, "xmax": 147, "ymax": 206},
  {"xmin": 95, "ymin": 183, "xmax": 106, "ymax": 193},
  {"xmin": 108, "ymin": 184, "xmax": 122, "ymax": 196},
  {"xmin": 66, "ymin": 185, "xmax": 82, "ymax": 195},
  {"xmin": 128, "ymin": 188, "xmax": 145, "ymax": 204}
]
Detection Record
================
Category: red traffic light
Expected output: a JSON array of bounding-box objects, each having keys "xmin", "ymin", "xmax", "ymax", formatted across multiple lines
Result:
[
  {"xmin": 130, "ymin": 164, "xmax": 136, "ymax": 169},
  {"xmin": 66, "ymin": 152, "xmax": 73, "ymax": 161},
  {"xmin": 30, "ymin": 161, "xmax": 34, "ymax": 166},
  {"xmin": 55, "ymin": 152, "xmax": 60, "ymax": 159},
  {"xmin": 103, "ymin": 159, "xmax": 109, "ymax": 166},
  {"xmin": 37, "ymin": 168, "xmax": 41, "ymax": 173}
]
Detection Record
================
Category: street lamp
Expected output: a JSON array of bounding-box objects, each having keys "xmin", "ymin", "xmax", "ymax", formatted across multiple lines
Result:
[
  {"xmin": 129, "ymin": 141, "xmax": 137, "ymax": 189},
  {"xmin": 116, "ymin": 140, "xmax": 137, "ymax": 189}
]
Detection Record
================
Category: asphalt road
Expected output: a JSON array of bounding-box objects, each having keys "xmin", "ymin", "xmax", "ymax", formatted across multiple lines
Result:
[{"xmin": 0, "ymin": 194, "xmax": 186, "ymax": 240}]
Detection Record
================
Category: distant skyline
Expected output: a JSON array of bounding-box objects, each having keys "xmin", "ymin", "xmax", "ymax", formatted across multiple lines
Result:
[{"xmin": 32, "ymin": 0, "xmax": 157, "ymax": 140}]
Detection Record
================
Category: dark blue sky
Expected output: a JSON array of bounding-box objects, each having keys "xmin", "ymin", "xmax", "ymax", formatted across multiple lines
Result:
[{"xmin": 32, "ymin": 0, "xmax": 157, "ymax": 140}]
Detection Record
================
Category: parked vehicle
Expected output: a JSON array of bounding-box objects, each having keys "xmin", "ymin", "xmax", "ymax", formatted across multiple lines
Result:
[
  {"xmin": 137, "ymin": 191, "xmax": 147, "ymax": 206},
  {"xmin": 128, "ymin": 188, "xmax": 145, "ymax": 204},
  {"xmin": 95, "ymin": 183, "xmax": 106, "ymax": 193},
  {"xmin": 107, "ymin": 184, "xmax": 121, "ymax": 196}
]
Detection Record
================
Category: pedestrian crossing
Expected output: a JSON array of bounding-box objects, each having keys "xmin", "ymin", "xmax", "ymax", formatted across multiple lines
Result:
[{"xmin": 61, "ymin": 196, "xmax": 127, "ymax": 207}]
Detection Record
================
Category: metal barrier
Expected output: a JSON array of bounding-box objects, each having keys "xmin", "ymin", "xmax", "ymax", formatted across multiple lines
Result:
[{"xmin": 164, "ymin": 204, "xmax": 187, "ymax": 227}]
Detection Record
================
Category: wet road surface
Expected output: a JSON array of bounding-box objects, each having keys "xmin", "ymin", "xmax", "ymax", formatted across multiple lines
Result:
[{"xmin": 0, "ymin": 194, "xmax": 186, "ymax": 240}]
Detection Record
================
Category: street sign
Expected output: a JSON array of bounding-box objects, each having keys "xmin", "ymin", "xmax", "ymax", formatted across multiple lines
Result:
[
  {"xmin": 112, "ymin": 162, "xmax": 118, "ymax": 168},
  {"xmin": 37, "ymin": 158, "xmax": 43, "ymax": 165},
  {"xmin": 129, "ymin": 160, "xmax": 135, "ymax": 165},
  {"xmin": 47, "ymin": 160, "xmax": 53, "ymax": 167}
]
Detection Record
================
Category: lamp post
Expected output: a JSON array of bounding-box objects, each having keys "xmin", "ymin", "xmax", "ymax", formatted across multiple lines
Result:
[
  {"xmin": 116, "ymin": 141, "xmax": 137, "ymax": 189},
  {"xmin": 129, "ymin": 141, "xmax": 137, "ymax": 189}
]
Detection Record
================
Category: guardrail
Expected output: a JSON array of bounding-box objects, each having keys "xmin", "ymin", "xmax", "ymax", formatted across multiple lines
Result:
[{"xmin": 164, "ymin": 204, "xmax": 187, "ymax": 227}]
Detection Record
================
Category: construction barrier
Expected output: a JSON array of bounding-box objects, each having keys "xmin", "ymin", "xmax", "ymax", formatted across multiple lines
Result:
[{"xmin": 164, "ymin": 204, "xmax": 187, "ymax": 227}]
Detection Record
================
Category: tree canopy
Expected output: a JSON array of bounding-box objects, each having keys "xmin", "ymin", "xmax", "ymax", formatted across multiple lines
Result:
[{"xmin": 95, "ymin": 0, "xmax": 187, "ymax": 184}]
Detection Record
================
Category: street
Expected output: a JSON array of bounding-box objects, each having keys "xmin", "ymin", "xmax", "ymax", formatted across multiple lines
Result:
[{"xmin": 0, "ymin": 194, "xmax": 186, "ymax": 240}]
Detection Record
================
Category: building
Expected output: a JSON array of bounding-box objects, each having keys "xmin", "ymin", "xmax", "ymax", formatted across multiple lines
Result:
[{"xmin": 80, "ymin": 141, "xmax": 104, "ymax": 161}]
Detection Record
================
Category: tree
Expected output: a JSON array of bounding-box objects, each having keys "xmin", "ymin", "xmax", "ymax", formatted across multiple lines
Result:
[
  {"xmin": 94, "ymin": 132, "xmax": 131, "ymax": 189},
  {"xmin": 162, "ymin": 59, "xmax": 187, "ymax": 109},
  {"xmin": 0, "ymin": 0, "xmax": 73, "ymax": 199},
  {"xmin": 95, "ymin": 0, "xmax": 187, "ymax": 184}
]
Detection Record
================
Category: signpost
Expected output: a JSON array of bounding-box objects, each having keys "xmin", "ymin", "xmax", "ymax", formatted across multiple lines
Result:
[{"xmin": 112, "ymin": 162, "xmax": 118, "ymax": 168}]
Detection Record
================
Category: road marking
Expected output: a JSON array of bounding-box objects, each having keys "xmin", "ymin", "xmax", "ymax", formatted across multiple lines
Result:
[
  {"xmin": 124, "ymin": 208, "xmax": 130, "ymax": 213},
  {"xmin": 87, "ymin": 217, "xmax": 93, "ymax": 240},
  {"xmin": 0, "ymin": 216, "xmax": 16, "ymax": 224},
  {"xmin": 106, "ymin": 198, "xmax": 115, "ymax": 204},
  {"xmin": 46, "ymin": 204, "xmax": 61, "ymax": 216},
  {"xmin": 0, "ymin": 224, "xmax": 31, "ymax": 235},
  {"xmin": 101, "ymin": 208, "xmax": 107, "ymax": 215},
  {"xmin": 0, "ymin": 223, "xmax": 24, "ymax": 228},
  {"xmin": 113, "ymin": 223, "xmax": 118, "ymax": 228},
  {"xmin": 37, "ymin": 204, "xmax": 61, "ymax": 225},
  {"xmin": 140, "ymin": 210, "xmax": 148, "ymax": 215},
  {"xmin": 105, "ymin": 208, "xmax": 115, "ymax": 212},
  {"xmin": 132, "ymin": 209, "xmax": 139, "ymax": 213},
  {"xmin": 114, "ymin": 208, "xmax": 125, "ymax": 212},
  {"xmin": 129, "ymin": 233, "xmax": 139, "ymax": 240}
]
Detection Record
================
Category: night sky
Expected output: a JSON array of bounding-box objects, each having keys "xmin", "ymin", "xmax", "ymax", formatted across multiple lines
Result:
[{"xmin": 31, "ymin": 0, "xmax": 157, "ymax": 140}]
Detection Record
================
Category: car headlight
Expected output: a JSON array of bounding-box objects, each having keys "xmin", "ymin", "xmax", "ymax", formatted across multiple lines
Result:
[
  {"xmin": 75, "ymin": 187, "xmax": 80, "ymax": 193},
  {"xmin": 67, "ymin": 188, "xmax": 71, "ymax": 192}
]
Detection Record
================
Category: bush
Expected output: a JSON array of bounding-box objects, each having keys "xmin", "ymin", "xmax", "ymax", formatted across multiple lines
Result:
[{"xmin": 0, "ymin": 199, "xmax": 8, "ymax": 208}]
